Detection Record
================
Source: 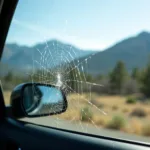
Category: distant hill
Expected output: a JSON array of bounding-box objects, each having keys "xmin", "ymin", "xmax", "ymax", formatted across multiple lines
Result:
[
  {"xmin": 78, "ymin": 31, "xmax": 150, "ymax": 75},
  {"xmin": 1, "ymin": 31, "xmax": 150, "ymax": 76},
  {"xmin": 1, "ymin": 40, "xmax": 94, "ymax": 72}
]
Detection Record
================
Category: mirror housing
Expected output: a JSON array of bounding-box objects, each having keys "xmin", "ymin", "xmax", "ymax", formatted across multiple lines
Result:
[{"xmin": 10, "ymin": 83, "xmax": 67, "ymax": 118}]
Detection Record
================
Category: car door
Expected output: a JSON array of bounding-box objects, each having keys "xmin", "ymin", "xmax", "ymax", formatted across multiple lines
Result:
[{"xmin": 0, "ymin": 0, "xmax": 150, "ymax": 150}]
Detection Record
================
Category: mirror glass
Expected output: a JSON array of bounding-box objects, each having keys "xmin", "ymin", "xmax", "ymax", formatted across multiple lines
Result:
[{"xmin": 22, "ymin": 84, "xmax": 65, "ymax": 116}]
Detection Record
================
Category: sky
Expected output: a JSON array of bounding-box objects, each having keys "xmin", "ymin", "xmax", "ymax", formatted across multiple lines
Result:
[{"xmin": 6, "ymin": 0, "xmax": 150, "ymax": 50}]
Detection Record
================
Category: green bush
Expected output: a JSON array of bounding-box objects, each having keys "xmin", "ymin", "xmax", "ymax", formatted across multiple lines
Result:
[
  {"xmin": 80, "ymin": 107, "xmax": 93, "ymax": 122},
  {"xmin": 126, "ymin": 97, "xmax": 137, "ymax": 104},
  {"xmin": 107, "ymin": 115, "xmax": 126, "ymax": 130}
]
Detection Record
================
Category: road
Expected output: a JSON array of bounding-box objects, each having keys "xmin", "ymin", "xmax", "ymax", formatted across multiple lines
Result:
[{"xmin": 21, "ymin": 117, "xmax": 150, "ymax": 143}]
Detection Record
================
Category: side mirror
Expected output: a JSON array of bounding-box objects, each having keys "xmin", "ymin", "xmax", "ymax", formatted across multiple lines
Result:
[{"xmin": 10, "ymin": 83, "xmax": 67, "ymax": 118}]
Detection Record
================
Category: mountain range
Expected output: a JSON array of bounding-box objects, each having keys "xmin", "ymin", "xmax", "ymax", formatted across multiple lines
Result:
[
  {"xmin": 2, "ymin": 40, "xmax": 93, "ymax": 68},
  {"xmin": 80, "ymin": 31, "xmax": 150, "ymax": 75},
  {"xmin": 1, "ymin": 31, "xmax": 150, "ymax": 76}
]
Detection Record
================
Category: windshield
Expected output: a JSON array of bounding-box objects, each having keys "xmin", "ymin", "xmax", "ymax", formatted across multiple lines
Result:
[{"xmin": 1, "ymin": 0, "xmax": 150, "ymax": 143}]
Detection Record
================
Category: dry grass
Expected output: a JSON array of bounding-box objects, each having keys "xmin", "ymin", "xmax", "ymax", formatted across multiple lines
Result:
[
  {"xmin": 93, "ymin": 115, "xmax": 110, "ymax": 126},
  {"xmin": 59, "ymin": 109, "xmax": 80, "ymax": 121},
  {"xmin": 126, "ymin": 119, "xmax": 143, "ymax": 135},
  {"xmin": 3, "ymin": 91, "xmax": 11, "ymax": 105},
  {"xmin": 122, "ymin": 108, "xmax": 130, "ymax": 113},
  {"xmin": 112, "ymin": 105, "xmax": 119, "ymax": 110},
  {"xmin": 60, "ymin": 93, "xmax": 150, "ymax": 136},
  {"xmin": 142, "ymin": 123, "xmax": 150, "ymax": 136},
  {"xmin": 3, "ymin": 91, "xmax": 150, "ymax": 136}
]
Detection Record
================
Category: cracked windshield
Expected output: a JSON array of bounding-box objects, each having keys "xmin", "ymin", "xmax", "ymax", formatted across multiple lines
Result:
[{"xmin": 1, "ymin": 0, "xmax": 150, "ymax": 143}]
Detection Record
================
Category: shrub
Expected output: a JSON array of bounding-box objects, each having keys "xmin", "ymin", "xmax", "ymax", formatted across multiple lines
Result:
[
  {"xmin": 126, "ymin": 97, "xmax": 137, "ymax": 104},
  {"xmin": 130, "ymin": 108, "xmax": 147, "ymax": 117},
  {"xmin": 80, "ymin": 107, "xmax": 93, "ymax": 122},
  {"xmin": 112, "ymin": 105, "xmax": 119, "ymax": 110},
  {"xmin": 106, "ymin": 115, "xmax": 126, "ymax": 130},
  {"xmin": 142, "ymin": 123, "xmax": 150, "ymax": 136}
]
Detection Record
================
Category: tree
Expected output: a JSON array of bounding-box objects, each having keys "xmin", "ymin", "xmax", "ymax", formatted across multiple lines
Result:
[
  {"xmin": 4, "ymin": 71, "xmax": 13, "ymax": 81},
  {"xmin": 65, "ymin": 65, "xmax": 80, "ymax": 93},
  {"xmin": 66, "ymin": 65, "xmax": 93, "ymax": 93},
  {"xmin": 140, "ymin": 63, "xmax": 150, "ymax": 97},
  {"xmin": 109, "ymin": 61, "xmax": 128, "ymax": 94},
  {"xmin": 131, "ymin": 67, "xmax": 140, "ymax": 80},
  {"xmin": 96, "ymin": 74, "xmax": 104, "ymax": 81},
  {"xmin": 86, "ymin": 74, "xmax": 93, "ymax": 82}
]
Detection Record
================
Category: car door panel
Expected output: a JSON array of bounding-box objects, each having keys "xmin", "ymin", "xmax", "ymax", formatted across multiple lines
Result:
[{"xmin": 0, "ymin": 118, "xmax": 149, "ymax": 150}]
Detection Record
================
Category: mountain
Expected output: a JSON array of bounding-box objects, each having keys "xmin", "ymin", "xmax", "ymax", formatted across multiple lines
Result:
[
  {"xmin": 1, "ymin": 31, "xmax": 150, "ymax": 76},
  {"xmin": 1, "ymin": 40, "xmax": 94, "ymax": 72},
  {"xmin": 78, "ymin": 31, "xmax": 150, "ymax": 75}
]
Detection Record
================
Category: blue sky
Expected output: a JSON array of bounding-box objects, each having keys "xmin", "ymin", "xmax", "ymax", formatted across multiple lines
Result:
[{"xmin": 6, "ymin": 0, "xmax": 150, "ymax": 50}]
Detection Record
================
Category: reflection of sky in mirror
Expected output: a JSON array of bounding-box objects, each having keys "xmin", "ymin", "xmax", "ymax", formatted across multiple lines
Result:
[{"xmin": 37, "ymin": 86, "xmax": 63, "ymax": 104}]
